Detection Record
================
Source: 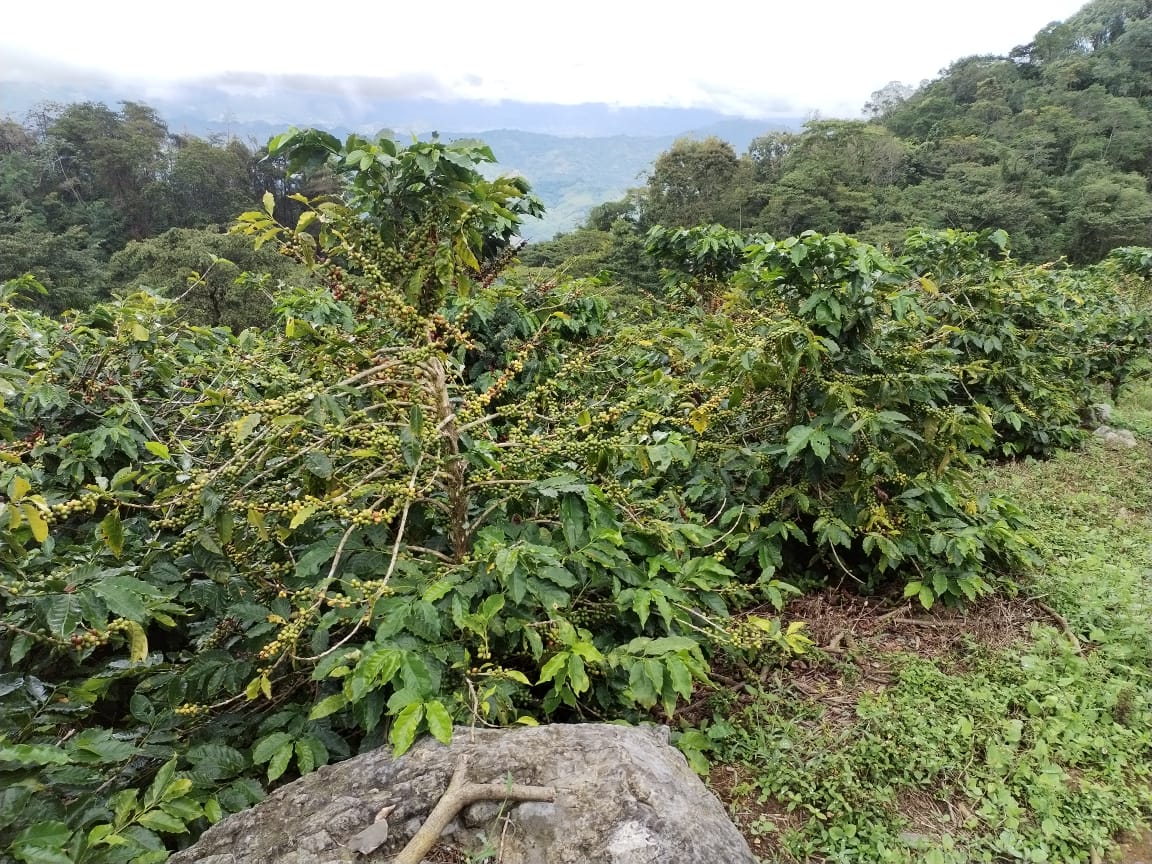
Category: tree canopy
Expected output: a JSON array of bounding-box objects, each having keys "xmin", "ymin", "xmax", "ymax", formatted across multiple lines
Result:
[{"xmin": 528, "ymin": 0, "xmax": 1152, "ymax": 278}]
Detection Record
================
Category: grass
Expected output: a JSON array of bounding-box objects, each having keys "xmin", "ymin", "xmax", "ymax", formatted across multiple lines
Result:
[{"xmin": 701, "ymin": 383, "xmax": 1152, "ymax": 863}]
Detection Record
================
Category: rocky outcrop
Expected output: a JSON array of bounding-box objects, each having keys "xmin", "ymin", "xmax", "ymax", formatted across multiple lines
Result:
[{"xmin": 168, "ymin": 723, "xmax": 756, "ymax": 864}]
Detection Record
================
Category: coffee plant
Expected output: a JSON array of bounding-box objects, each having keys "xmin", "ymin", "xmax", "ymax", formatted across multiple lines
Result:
[{"xmin": 1, "ymin": 130, "xmax": 1149, "ymax": 863}]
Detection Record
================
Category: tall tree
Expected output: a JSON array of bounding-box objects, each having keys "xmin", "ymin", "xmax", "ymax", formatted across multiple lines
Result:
[
  {"xmin": 164, "ymin": 136, "xmax": 257, "ymax": 228},
  {"xmin": 645, "ymin": 137, "xmax": 746, "ymax": 229},
  {"xmin": 41, "ymin": 101, "xmax": 169, "ymax": 244}
]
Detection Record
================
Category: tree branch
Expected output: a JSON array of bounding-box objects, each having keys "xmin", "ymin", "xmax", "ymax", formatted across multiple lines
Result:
[{"xmin": 389, "ymin": 758, "xmax": 555, "ymax": 864}]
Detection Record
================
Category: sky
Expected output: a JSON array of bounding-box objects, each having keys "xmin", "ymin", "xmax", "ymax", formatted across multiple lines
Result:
[{"xmin": 0, "ymin": 0, "xmax": 1091, "ymax": 118}]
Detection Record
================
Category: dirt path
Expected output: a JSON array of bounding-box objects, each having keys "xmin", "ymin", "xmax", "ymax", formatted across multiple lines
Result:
[{"xmin": 1117, "ymin": 830, "xmax": 1152, "ymax": 864}]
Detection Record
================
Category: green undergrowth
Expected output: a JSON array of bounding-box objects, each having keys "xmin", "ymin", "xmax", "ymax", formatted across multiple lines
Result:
[{"xmin": 707, "ymin": 386, "xmax": 1152, "ymax": 863}]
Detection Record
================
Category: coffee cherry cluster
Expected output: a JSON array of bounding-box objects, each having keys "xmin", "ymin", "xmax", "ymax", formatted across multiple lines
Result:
[
  {"xmin": 259, "ymin": 610, "xmax": 311, "ymax": 659},
  {"xmin": 69, "ymin": 618, "xmax": 132, "ymax": 651},
  {"xmin": 233, "ymin": 389, "xmax": 318, "ymax": 422},
  {"xmin": 725, "ymin": 618, "xmax": 773, "ymax": 653},
  {"xmin": 45, "ymin": 495, "xmax": 100, "ymax": 525},
  {"xmin": 198, "ymin": 616, "xmax": 241, "ymax": 650}
]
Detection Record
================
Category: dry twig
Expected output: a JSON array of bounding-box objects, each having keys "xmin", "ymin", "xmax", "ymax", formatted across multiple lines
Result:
[
  {"xmin": 1034, "ymin": 600, "xmax": 1083, "ymax": 654},
  {"xmin": 389, "ymin": 758, "xmax": 555, "ymax": 864}
]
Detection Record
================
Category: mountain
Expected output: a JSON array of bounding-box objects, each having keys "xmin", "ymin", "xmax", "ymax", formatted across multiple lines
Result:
[
  {"xmin": 0, "ymin": 70, "xmax": 800, "ymax": 238},
  {"xmin": 452, "ymin": 122, "xmax": 794, "ymax": 239}
]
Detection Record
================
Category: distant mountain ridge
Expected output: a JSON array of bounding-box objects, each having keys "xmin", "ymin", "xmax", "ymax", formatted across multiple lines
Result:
[
  {"xmin": 0, "ymin": 71, "xmax": 801, "ymax": 238},
  {"xmin": 446, "ymin": 122, "xmax": 795, "ymax": 239}
]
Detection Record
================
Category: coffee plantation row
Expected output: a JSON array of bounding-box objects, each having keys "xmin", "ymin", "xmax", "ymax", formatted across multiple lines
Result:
[{"xmin": 1, "ymin": 132, "xmax": 1149, "ymax": 864}]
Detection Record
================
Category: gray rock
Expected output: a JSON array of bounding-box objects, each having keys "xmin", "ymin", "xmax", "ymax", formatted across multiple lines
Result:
[
  {"xmin": 1093, "ymin": 425, "xmax": 1139, "ymax": 448},
  {"xmin": 1087, "ymin": 403, "xmax": 1113, "ymax": 425},
  {"xmin": 168, "ymin": 724, "xmax": 755, "ymax": 864}
]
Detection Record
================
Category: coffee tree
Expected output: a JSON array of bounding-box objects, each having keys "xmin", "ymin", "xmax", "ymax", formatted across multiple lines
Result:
[{"xmin": 1, "ymin": 130, "xmax": 1149, "ymax": 864}]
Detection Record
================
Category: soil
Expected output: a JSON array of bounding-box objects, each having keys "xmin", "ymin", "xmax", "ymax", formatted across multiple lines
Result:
[{"xmin": 1117, "ymin": 829, "xmax": 1152, "ymax": 864}]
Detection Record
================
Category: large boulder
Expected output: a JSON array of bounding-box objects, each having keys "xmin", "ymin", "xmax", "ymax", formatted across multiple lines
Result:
[{"xmin": 168, "ymin": 723, "xmax": 756, "ymax": 864}]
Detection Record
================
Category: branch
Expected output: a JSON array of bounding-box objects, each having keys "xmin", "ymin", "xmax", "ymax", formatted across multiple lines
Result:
[
  {"xmin": 389, "ymin": 758, "xmax": 555, "ymax": 864},
  {"xmin": 337, "ymin": 355, "xmax": 406, "ymax": 388},
  {"xmin": 404, "ymin": 544, "xmax": 456, "ymax": 564},
  {"xmin": 455, "ymin": 413, "xmax": 501, "ymax": 434},
  {"xmin": 1034, "ymin": 599, "xmax": 1082, "ymax": 654},
  {"xmin": 383, "ymin": 457, "xmax": 423, "ymax": 584}
]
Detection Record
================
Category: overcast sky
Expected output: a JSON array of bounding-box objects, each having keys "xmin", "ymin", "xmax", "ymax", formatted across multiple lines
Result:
[{"xmin": 1, "ymin": 0, "xmax": 1090, "ymax": 117}]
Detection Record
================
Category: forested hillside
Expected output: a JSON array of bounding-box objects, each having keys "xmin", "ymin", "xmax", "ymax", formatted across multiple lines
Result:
[
  {"xmin": 0, "ymin": 102, "xmax": 302, "ymax": 320},
  {"xmin": 0, "ymin": 99, "xmax": 788, "ymax": 316},
  {"xmin": 527, "ymin": 0, "xmax": 1152, "ymax": 280}
]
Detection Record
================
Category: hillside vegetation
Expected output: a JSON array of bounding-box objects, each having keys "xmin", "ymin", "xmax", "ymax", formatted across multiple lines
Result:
[
  {"xmin": 526, "ymin": 0, "xmax": 1152, "ymax": 284},
  {"xmin": 3, "ymin": 2, "xmax": 1152, "ymax": 862},
  {"xmin": 1, "ymin": 119, "xmax": 1150, "ymax": 862}
]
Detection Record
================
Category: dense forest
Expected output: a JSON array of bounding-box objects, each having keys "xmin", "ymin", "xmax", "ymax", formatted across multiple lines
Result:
[
  {"xmin": 4, "ymin": 0, "xmax": 1152, "ymax": 323},
  {"xmin": 2, "ymin": 1, "xmax": 1152, "ymax": 862},
  {"xmin": 525, "ymin": 0, "xmax": 1152, "ymax": 279},
  {"xmin": 0, "ymin": 101, "xmax": 313, "ymax": 323}
]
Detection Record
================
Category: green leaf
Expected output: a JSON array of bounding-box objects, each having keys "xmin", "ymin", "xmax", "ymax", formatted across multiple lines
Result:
[
  {"xmin": 23, "ymin": 503, "xmax": 48, "ymax": 543},
  {"xmin": 666, "ymin": 657, "xmax": 693, "ymax": 700},
  {"xmin": 145, "ymin": 441, "xmax": 171, "ymax": 459},
  {"xmin": 567, "ymin": 654, "xmax": 590, "ymax": 694},
  {"xmin": 263, "ymin": 190, "xmax": 276, "ymax": 216},
  {"xmin": 9, "ymin": 475, "xmax": 30, "ymax": 501},
  {"xmin": 628, "ymin": 660, "xmax": 659, "ymax": 709},
  {"xmin": 93, "ymin": 578, "xmax": 147, "ymax": 622},
  {"xmin": 132, "ymin": 322, "xmax": 150, "ymax": 342},
  {"xmin": 204, "ymin": 798, "xmax": 224, "ymax": 824},
  {"xmin": 390, "ymin": 702, "xmax": 425, "ymax": 756},
  {"xmin": 632, "ymin": 590, "xmax": 651, "ymax": 627},
  {"xmin": 560, "ymin": 495, "xmax": 585, "ymax": 550},
  {"xmin": 290, "ymin": 504, "xmax": 317, "ymax": 530},
  {"xmin": 161, "ymin": 797, "xmax": 203, "ymax": 821},
  {"xmin": 9, "ymin": 846, "xmax": 73, "ymax": 864},
  {"xmin": 137, "ymin": 810, "xmax": 187, "ymax": 834},
  {"xmin": 425, "ymin": 700, "xmax": 453, "ymax": 744},
  {"xmin": 308, "ymin": 693, "xmax": 348, "ymax": 720},
  {"xmin": 348, "ymin": 646, "xmax": 403, "ymax": 701},
  {"xmin": 186, "ymin": 744, "xmax": 246, "ymax": 780},
  {"xmin": 0, "ymin": 743, "xmax": 71, "ymax": 766},
  {"xmin": 10, "ymin": 633, "xmax": 33, "ymax": 664},
  {"xmin": 143, "ymin": 759, "xmax": 178, "ymax": 810},
  {"xmin": 234, "ymin": 413, "xmax": 263, "ymax": 442},
  {"xmin": 267, "ymin": 743, "xmax": 294, "ymax": 781},
  {"xmin": 570, "ymin": 641, "xmax": 604, "ymax": 662},
  {"xmin": 808, "ymin": 429, "xmax": 831, "ymax": 460},
  {"xmin": 918, "ymin": 586, "xmax": 936, "ymax": 610},
  {"xmin": 124, "ymin": 620, "xmax": 148, "ymax": 662},
  {"xmin": 538, "ymin": 652, "xmax": 569, "ymax": 684},
  {"xmin": 784, "ymin": 425, "xmax": 813, "ymax": 459},
  {"xmin": 304, "ymin": 451, "xmax": 333, "ymax": 479},
  {"xmin": 101, "ymin": 510, "xmax": 125, "ymax": 558},
  {"xmin": 161, "ymin": 778, "xmax": 193, "ymax": 802},
  {"xmin": 294, "ymin": 739, "xmax": 316, "ymax": 776},
  {"xmin": 13, "ymin": 822, "xmax": 71, "ymax": 849},
  {"xmin": 43, "ymin": 595, "xmax": 80, "ymax": 637},
  {"xmin": 252, "ymin": 732, "xmax": 294, "ymax": 764},
  {"xmin": 72, "ymin": 729, "xmax": 136, "ymax": 763}
]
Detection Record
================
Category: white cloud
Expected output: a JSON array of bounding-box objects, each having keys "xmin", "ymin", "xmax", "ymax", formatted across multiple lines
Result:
[{"xmin": 0, "ymin": 0, "xmax": 1090, "ymax": 116}]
